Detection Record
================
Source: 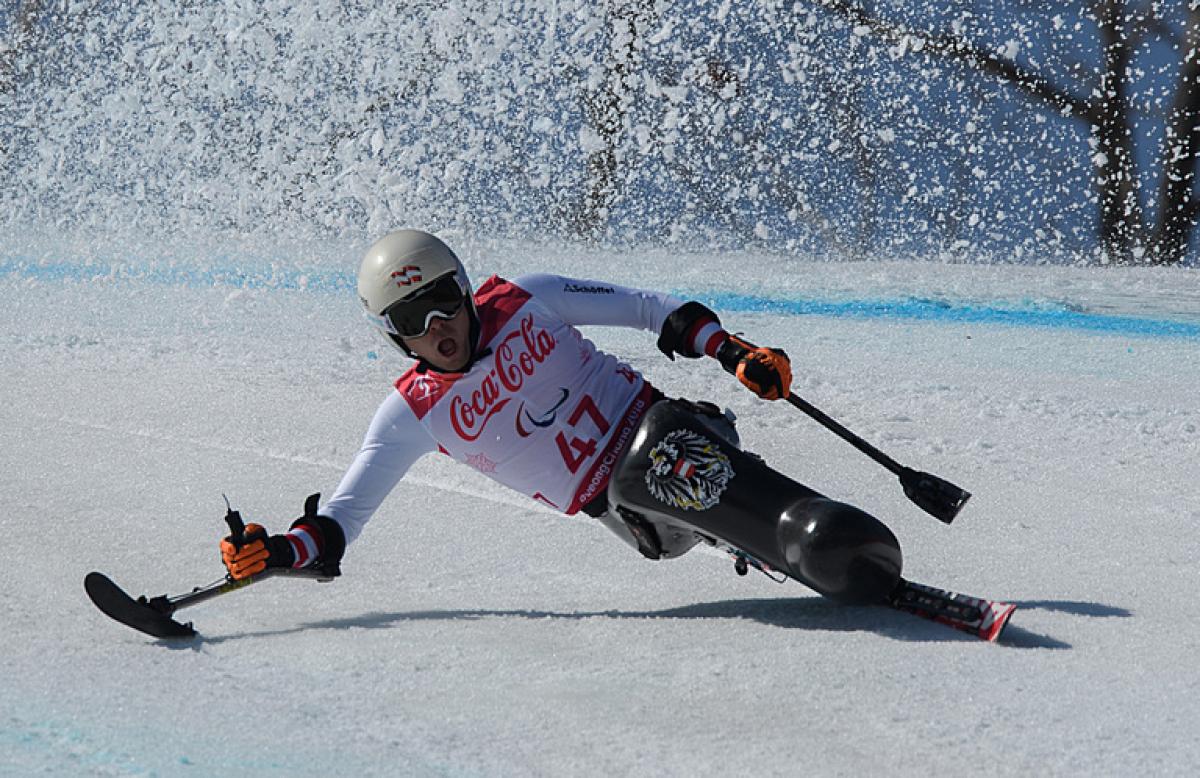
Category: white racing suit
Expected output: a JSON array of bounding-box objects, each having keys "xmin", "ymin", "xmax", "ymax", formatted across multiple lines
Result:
[{"xmin": 317, "ymin": 273, "xmax": 732, "ymax": 561}]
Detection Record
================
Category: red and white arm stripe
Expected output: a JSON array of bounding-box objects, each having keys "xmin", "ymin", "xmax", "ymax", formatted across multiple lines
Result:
[
  {"xmin": 686, "ymin": 318, "xmax": 728, "ymax": 358},
  {"xmin": 285, "ymin": 525, "xmax": 323, "ymax": 568}
]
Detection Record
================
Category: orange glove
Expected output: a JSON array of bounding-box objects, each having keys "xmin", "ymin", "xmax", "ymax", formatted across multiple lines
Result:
[
  {"xmin": 220, "ymin": 523, "xmax": 291, "ymax": 580},
  {"xmin": 716, "ymin": 335, "xmax": 792, "ymax": 400}
]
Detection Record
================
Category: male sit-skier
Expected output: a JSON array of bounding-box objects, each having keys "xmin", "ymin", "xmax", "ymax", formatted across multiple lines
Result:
[{"xmin": 219, "ymin": 229, "xmax": 899, "ymax": 603}]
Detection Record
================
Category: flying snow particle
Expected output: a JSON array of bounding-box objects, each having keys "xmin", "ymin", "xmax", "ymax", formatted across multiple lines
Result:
[
  {"xmin": 648, "ymin": 20, "xmax": 675, "ymax": 45},
  {"xmin": 578, "ymin": 127, "xmax": 606, "ymax": 154}
]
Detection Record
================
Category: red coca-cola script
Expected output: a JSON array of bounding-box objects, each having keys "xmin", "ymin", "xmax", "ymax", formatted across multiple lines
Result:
[{"xmin": 450, "ymin": 316, "xmax": 556, "ymax": 441}]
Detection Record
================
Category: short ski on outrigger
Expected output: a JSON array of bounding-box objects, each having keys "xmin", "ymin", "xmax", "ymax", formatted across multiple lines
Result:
[
  {"xmin": 85, "ymin": 497, "xmax": 336, "ymax": 639},
  {"xmin": 84, "ymin": 567, "xmax": 334, "ymax": 639}
]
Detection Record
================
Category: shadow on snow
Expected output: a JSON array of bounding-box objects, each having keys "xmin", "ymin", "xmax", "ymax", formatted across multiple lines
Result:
[{"xmin": 161, "ymin": 597, "xmax": 1130, "ymax": 650}]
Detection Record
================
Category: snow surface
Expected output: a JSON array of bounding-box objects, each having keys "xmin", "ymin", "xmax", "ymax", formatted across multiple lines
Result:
[{"xmin": 3, "ymin": 248, "xmax": 1199, "ymax": 776}]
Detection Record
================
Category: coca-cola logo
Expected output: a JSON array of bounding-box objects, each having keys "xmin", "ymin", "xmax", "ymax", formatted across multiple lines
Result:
[{"xmin": 450, "ymin": 315, "xmax": 556, "ymax": 441}]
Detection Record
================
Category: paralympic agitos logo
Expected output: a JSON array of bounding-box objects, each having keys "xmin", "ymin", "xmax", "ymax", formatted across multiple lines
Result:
[{"xmin": 449, "ymin": 315, "xmax": 557, "ymax": 441}]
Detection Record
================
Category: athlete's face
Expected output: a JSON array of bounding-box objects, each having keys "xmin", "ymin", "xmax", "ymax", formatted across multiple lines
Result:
[{"xmin": 401, "ymin": 305, "xmax": 472, "ymax": 372}]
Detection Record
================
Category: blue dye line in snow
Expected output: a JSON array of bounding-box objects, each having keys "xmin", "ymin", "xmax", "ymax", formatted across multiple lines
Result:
[
  {"xmin": 694, "ymin": 291, "xmax": 1200, "ymax": 340},
  {"xmin": 2, "ymin": 257, "xmax": 1198, "ymax": 340}
]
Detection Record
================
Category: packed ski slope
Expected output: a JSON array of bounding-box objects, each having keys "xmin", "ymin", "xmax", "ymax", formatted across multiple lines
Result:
[{"xmin": 2, "ymin": 245, "xmax": 1198, "ymax": 776}]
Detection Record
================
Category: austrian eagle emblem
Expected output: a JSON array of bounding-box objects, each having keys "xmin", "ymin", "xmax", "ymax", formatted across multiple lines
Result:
[{"xmin": 645, "ymin": 429, "xmax": 734, "ymax": 511}]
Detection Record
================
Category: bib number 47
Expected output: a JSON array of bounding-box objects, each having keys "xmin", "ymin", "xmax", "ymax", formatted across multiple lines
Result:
[{"xmin": 555, "ymin": 394, "xmax": 610, "ymax": 473}]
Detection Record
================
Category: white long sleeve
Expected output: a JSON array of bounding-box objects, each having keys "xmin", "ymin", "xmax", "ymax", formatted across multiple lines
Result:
[
  {"xmin": 512, "ymin": 273, "xmax": 686, "ymax": 333},
  {"xmin": 320, "ymin": 390, "xmax": 437, "ymax": 544}
]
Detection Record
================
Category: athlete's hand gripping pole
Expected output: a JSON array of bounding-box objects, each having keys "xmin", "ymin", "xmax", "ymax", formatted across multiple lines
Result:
[
  {"xmin": 220, "ymin": 496, "xmax": 283, "ymax": 580},
  {"xmin": 716, "ymin": 336, "xmax": 971, "ymax": 524},
  {"xmin": 715, "ymin": 335, "xmax": 792, "ymax": 400}
]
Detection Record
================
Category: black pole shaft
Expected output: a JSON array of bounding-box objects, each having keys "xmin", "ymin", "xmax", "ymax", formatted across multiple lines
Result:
[
  {"xmin": 717, "ymin": 337, "xmax": 970, "ymax": 522},
  {"xmin": 723, "ymin": 336, "xmax": 908, "ymax": 477},
  {"xmin": 785, "ymin": 392, "xmax": 907, "ymax": 478}
]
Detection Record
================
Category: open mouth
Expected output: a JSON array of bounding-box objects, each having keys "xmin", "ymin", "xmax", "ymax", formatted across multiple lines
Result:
[{"xmin": 437, "ymin": 338, "xmax": 458, "ymax": 359}]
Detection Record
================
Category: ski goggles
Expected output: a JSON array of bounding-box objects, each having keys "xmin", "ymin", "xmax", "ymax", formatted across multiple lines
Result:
[{"xmin": 366, "ymin": 272, "xmax": 468, "ymax": 339}]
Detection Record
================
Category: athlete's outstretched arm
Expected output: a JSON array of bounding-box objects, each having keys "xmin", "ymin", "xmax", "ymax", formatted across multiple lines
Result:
[
  {"xmin": 218, "ymin": 390, "xmax": 438, "ymax": 579},
  {"xmin": 320, "ymin": 390, "xmax": 439, "ymax": 546}
]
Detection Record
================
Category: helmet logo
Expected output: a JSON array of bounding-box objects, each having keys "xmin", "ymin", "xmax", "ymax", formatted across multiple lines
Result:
[{"xmin": 390, "ymin": 266, "xmax": 423, "ymax": 286}]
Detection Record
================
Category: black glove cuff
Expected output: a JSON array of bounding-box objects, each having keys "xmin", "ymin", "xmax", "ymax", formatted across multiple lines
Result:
[
  {"xmin": 289, "ymin": 493, "xmax": 347, "ymax": 576},
  {"xmin": 267, "ymin": 534, "xmax": 296, "ymax": 568},
  {"xmin": 657, "ymin": 301, "xmax": 721, "ymax": 360},
  {"xmin": 294, "ymin": 515, "xmax": 347, "ymax": 572},
  {"xmin": 715, "ymin": 337, "xmax": 749, "ymax": 375}
]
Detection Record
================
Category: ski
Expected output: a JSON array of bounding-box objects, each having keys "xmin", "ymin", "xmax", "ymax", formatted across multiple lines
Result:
[
  {"xmin": 700, "ymin": 533, "xmax": 1014, "ymax": 641},
  {"xmin": 888, "ymin": 579, "xmax": 1016, "ymax": 642}
]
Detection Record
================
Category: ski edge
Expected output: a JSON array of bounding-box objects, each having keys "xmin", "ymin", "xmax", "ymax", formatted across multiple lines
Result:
[{"xmin": 890, "ymin": 579, "xmax": 1017, "ymax": 642}]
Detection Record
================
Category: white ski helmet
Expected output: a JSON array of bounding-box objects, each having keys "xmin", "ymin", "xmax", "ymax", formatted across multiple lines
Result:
[{"xmin": 357, "ymin": 229, "xmax": 476, "ymax": 358}]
